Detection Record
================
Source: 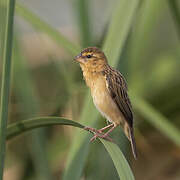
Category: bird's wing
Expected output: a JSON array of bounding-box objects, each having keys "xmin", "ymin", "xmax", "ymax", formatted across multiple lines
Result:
[{"xmin": 105, "ymin": 68, "xmax": 133, "ymax": 127}]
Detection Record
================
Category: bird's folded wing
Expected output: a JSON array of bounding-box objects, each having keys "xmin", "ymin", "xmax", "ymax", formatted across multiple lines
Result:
[{"xmin": 105, "ymin": 70, "xmax": 133, "ymax": 127}]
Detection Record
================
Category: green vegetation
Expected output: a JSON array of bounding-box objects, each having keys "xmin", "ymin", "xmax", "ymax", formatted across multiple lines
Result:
[
  {"xmin": 0, "ymin": 0, "xmax": 180, "ymax": 179},
  {"xmin": 0, "ymin": 0, "xmax": 15, "ymax": 179}
]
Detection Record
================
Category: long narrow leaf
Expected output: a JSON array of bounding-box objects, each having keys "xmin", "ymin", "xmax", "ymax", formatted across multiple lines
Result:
[
  {"xmin": 129, "ymin": 0, "xmax": 165, "ymax": 92},
  {"xmin": 0, "ymin": 0, "xmax": 7, "ymax": 60},
  {"xmin": 6, "ymin": 116, "xmax": 135, "ymax": 180},
  {"xmin": 101, "ymin": 139, "xmax": 135, "ymax": 180},
  {"xmin": 103, "ymin": 0, "xmax": 139, "ymax": 67},
  {"xmin": 7, "ymin": 117, "xmax": 85, "ymax": 140},
  {"xmin": 0, "ymin": 0, "xmax": 15, "ymax": 178},
  {"xmin": 75, "ymin": 0, "xmax": 92, "ymax": 47}
]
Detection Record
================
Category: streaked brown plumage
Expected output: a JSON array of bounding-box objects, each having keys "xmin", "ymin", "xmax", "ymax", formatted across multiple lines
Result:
[{"xmin": 74, "ymin": 47, "xmax": 137, "ymax": 159}]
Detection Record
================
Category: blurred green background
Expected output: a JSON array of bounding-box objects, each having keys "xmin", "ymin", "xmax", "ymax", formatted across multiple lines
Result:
[{"xmin": 0, "ymin": 0, "xmax": 180, "ymax": 179}]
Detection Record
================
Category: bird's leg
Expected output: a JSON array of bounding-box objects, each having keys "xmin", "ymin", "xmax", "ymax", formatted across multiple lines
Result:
[
  {"xmin": 90, "ymin": 124, "xmax": 116, "ymax": 142},
  {"xmin": 101, "ymin": 124, "xmax": 117, "ymax": 138},
  {"xmin": 84, "ymin": 126, "xmax": 112, "ymax": 141},
  {"xmin": 97, "ymin": 123, "xmax": 114, "ymax": 133},
  {"xmin": 84, "ymin": 126, "xmax": 100, "ymax": 134},
  {"xmin": 84, "ymin": 123, "xmax": 113, "ymax": 134}
]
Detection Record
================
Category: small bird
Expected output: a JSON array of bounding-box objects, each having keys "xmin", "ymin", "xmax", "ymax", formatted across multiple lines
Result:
[{"xmin": 74, "ymin": 47, "xmax": 137, "ymax": 159}]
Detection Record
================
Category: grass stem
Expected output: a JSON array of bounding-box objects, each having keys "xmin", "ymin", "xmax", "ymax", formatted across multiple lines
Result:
[{"xmin": 0, "ymin": 0, "xmax": 15, "ymax": 178}]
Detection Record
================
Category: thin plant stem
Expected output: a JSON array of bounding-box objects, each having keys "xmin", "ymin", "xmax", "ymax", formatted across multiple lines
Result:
[
  {"xmin": 76, "ymin": 0, "xmax": 92, "ymax": 47},
  {"xmin": 0, "ymin": 0, "xmax": 15, "ymax": 179}
]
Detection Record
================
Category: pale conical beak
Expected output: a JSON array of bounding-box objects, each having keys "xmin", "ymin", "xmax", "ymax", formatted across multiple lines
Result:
[
  {"xmin": 74, "ymin": 53, "xmax": 85, "ymax": 63},
  {"xmin": 74, "ymin": 54, "xmax": 81, "ymax": 61}
]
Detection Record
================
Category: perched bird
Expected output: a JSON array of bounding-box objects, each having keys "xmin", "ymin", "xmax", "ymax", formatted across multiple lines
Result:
[{"xmin": 74, "ymin": 47, "xmax": 137, "ymax": 159}]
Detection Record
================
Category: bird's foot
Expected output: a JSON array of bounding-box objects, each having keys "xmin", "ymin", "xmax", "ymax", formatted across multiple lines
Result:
[
  {"xmin": 84, "ymin": 126, "xmax": 113, "ymax": 142},
  {"xmin": 90, "ymin": 133, "xmax": 113, "ymax": 142}
]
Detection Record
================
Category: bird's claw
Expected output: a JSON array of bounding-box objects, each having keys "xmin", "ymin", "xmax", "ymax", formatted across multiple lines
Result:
[
  {"xmin": 90, "ymin": 133, "xmax": 113, "ymax": 142},
  {"xmin": 84, "ymin": 126, "xmax": 113, "ymax": 142}
]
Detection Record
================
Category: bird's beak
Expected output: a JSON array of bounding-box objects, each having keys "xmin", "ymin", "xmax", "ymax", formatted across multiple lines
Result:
[{"xmin": 74, "ymin": 53, "xmax": 85, "ymax": 64}]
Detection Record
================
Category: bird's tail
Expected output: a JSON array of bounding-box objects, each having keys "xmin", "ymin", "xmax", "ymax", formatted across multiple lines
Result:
[{"xmin": 124, "ymin": 124, "xmax": 137, "ymax": 159}]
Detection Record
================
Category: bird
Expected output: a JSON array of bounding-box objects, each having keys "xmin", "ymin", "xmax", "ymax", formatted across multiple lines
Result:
[{"xmin": 74, "ymin": 47, "xmax": 137, "ymax": 159}]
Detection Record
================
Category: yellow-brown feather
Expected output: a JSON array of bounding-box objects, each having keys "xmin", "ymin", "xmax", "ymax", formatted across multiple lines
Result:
[{"xmin": 81, "ymin": 64, "xmax": 126, "ymax": 126}]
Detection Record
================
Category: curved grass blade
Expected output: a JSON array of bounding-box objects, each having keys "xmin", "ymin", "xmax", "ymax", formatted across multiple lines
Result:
[
  {"xmin": 6, "ymin": 116, "xmax": 135, "ymax": 180},
  {"xmin": 100, "ymin": 139, "xmax": 135, "ymax": 180},
  {"xmin": 7, "ymin": 117, "xmax": 85, "ymax": 140}
]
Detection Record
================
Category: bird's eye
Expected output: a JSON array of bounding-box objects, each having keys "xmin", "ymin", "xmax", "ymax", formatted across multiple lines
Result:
[{"xmin": 86, "ymin": 54, "xmax": 92, "ymax": 58}]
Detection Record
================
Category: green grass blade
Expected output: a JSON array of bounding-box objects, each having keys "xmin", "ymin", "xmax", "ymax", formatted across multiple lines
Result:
[
  {"xmin": 129, "ymin": 0, "xmax": 165, "ymax": 92},
  {"xmin": 100, "ymin": 139, "xmax": 135, "ymax": 180},
  {"xmin": 7, "ymin": 117, "xmax": 85, "ymax": 140},
  {"xmin": 103, "ymin": 0, "xmax": 139, "ymax": 66},
  {"xmin": 75, "ymin": 0, "xmax": 92, "ymax": 47},
  {"xmin": 63, "ymin": 1, "xmax": 139, "ymax": 180},
  {"xmin": 0, "ymin": 0, "xmax": 15, "ymax": 178},
  {"xmin": 0, "ymin": 0, "xmax": 7, "ymax": 60},
  {"xmin": 131, "ymin": 95, "xmax": 180, "ymax": 146},
  {"xmin": 7, "ymin": 116, "xmax": 135, "ymax": 180},
  {"xmin": 15, "ymin": 3, "xmax": 81, "ymax": 56}
]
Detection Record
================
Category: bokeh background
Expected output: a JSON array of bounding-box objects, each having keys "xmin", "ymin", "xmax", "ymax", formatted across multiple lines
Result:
[{"xmin": 0, "ymin": 0, "xmax": 180, "ymax": 179}]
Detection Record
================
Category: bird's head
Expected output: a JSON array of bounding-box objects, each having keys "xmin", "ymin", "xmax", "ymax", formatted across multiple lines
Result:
[{"xmin": 74, "ymin": 47, "xmax": 107, "ymax": 72}]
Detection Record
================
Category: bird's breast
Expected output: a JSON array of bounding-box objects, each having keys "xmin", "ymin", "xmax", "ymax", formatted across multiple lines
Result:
[{"xmin": 90, "ymin": 76, "xmax": 123, "ymax": 124}]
